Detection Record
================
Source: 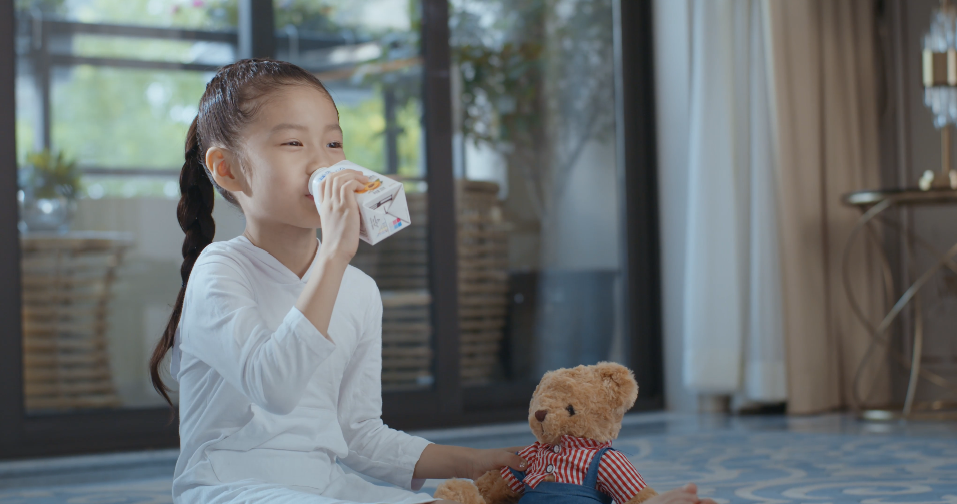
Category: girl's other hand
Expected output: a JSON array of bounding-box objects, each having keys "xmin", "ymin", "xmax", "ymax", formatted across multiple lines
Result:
[
  {"xmin": 466, "ymin": 446, "xmax": 527, "ymax": 480},
  {"xmin": 316, "ymin": 169, "xmax": 368, "ymax": 263},
  {"xmin": 645, "ymin": 483, "xmax": 717, "ymax": 504}
]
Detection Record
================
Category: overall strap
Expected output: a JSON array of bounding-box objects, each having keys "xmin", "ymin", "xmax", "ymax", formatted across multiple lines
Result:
[{"xmin": 583, "ymin": 447, "xmax": 613, "ymax": 489}]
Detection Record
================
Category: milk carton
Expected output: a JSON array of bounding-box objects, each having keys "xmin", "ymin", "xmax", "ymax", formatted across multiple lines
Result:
[{"xmin": 308, "ymin": 160, "xmax": 411, "ymax": 245}]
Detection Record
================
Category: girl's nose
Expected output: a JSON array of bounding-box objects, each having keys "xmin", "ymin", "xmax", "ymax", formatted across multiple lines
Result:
[{"xmin": 535, "ymin": 410, "xmax": 547, "ymax": 422}]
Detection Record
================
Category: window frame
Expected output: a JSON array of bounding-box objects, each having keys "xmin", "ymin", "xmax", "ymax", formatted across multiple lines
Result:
[{"xmin": 0, "ymin": 0, "xmax": 662, "ymax": 458}]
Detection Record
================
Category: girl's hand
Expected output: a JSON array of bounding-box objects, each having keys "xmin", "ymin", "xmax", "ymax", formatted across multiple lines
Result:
[
  {"xmin": 316, "ymin": 169, "xmax": 368, "ymax": 263},
  {"xmin": 465, "ymin": 446, "xmax": 527, "ymax": 480}
]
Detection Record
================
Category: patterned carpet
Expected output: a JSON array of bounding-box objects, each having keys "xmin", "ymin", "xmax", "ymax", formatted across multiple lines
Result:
[
  {"xmin": 1, "ymin": 414, "xmax": 955, "ymax": 503},
  {"xmin": 619, "ymin": 428, "xmax": 957, "ymax": 503}
]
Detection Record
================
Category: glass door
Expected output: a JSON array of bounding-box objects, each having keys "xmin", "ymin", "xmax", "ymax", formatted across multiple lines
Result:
[
  {"xmin": 0, "ymin": 0, "xmax": 661, "ymax": 457},
  {"xmin": 273, "ymin": 0, "xmax": 435, "ymax": 394},
  {"xmin": 14, "ymin": 0, "xmax": 242, "ymax": 414},
  {"xmin": 7, "ymin": 0, "xmax": 466, "ymax": 442},
  {"xmin": 13, "ymin": 0, "xmax": 441, "ymax": 419},
  {"xmin": 448, "ymin": 0, "xmax": 635, "ymax": 410}
]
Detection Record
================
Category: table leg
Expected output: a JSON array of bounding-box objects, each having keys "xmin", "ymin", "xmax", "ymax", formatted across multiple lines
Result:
[
  {"xmin": 902, "ymin": 293, "xmax": 923, "ymax": 417},
  {"xmin": 844, "ymin": 207, "xmax": 957, "ymax": 420}
]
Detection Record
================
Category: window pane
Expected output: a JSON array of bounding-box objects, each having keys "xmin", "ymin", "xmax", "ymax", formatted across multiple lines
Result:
[
  {"xmin": 15, "ymin": 71, "xmax": 36, "ymax": 167},
  {"xmin": 16, "ymin": 2, "xmax": 224, "ymax": 413},
  {"xmin": 52, "ymin": 66, "xmax": 207, "ymax": 170},
  {"xmin": 17, "ymin": 0, "xmax": 239, "ymax": 29},
  {"xmin": 15, "ymin": 0, "xmax": 429, "ymax": 414},
  {"xmin": 449, "ymin": 0, "xmax": 626, "ymax": 386},
  {"xmin": 71, "ymin": 35, "xmax": 235, "ymax": 66},
  {"xmin": 275, "ymin": 0, "xmax": 433, "ymax": 393}
]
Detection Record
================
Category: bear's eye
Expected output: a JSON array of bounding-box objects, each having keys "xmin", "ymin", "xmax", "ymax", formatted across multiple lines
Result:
[{"xmin": 566, "ymin": 404, "xmax": 576, "ymax": 416}]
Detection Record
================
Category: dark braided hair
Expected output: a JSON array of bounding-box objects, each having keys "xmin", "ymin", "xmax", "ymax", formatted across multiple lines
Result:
[{"xmin": 149, "ymin": 58, "xmax": 334, "ymax": 407}]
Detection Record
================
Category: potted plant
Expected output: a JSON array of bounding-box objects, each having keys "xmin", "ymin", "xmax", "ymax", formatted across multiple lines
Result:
[{"xmin": 18, "ymin": 149, "xmax": 81, "ymax": 233}]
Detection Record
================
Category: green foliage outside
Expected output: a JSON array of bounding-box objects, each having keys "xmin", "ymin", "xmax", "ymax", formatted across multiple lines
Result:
[
  {"xmin": 449, "ymin": 0, "xmax": 615, "ymax": 219},
  {"xmin": 52, "ymin": 66, "xmax": 207, "ymax": 170},
  {"xmin": 73, "ymin": 35, "xmax": 222, "ymax": 64},
  {"xmin": 394, "ymin": 97, "xmax": 423, "ymax": 178},
  {"xmin": 339, "ymin": 94, "xmax": 386, "ymax": 173},
  {"xmin": 337, "ymin": 90, "xmax": 422, "ymax": 177},
  {"xmin": 15, "ymin": 101, "xmax": 34, "ymax": 167},
  {"xmin": 15, "ymin": 0, "xmax": 420, "ymax": 35},
  {"xmin": 16, "ymin": 0, "xmax": 236, "ymax": 29},
  {"xmin": 14, "ymin": 0, "xmax": 422, "ymax": 199}
]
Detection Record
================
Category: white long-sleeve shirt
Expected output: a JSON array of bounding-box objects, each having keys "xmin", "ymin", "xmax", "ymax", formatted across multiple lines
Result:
[{"xmin": 170, "ymin": 235, "xmax": 433, "ymax": 503}]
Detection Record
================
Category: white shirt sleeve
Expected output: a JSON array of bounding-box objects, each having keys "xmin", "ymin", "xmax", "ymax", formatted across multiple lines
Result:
[
  {"xmin": 336, "ymin": 286, "xmax": 432, "ymax": 491},
  {"xmin": 180, "ymin": 259, "xmax": 336, "ymax": 415}
]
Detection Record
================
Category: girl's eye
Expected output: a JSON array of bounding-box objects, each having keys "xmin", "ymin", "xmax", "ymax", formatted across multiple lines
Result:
[
  {"xmin": 327, "ymin": 141, "xmax": 343, "ymax": 149},
  {"xmin": 283, "ymin": 140, "xmax": 303, "ymax": 147}
]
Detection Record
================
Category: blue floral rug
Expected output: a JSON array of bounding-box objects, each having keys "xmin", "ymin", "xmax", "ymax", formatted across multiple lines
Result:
[
  {"xmin": 1, "ymin": 414, "xmax": 955, "ymax": 503},
  {"xmin": 616, "ymin": 430, "xmax": 957, "ymax": 503}
]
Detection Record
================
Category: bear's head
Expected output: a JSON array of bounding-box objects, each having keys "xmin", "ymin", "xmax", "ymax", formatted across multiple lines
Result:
[{"xmin": 527, "ymin": 362, "xmax": 638, "ymax": 445}]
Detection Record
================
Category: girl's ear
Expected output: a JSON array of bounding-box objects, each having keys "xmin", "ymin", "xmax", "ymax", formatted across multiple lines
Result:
[{"xmin": 206, "ymin": 146, "xmax": 243, "ymax": 192}]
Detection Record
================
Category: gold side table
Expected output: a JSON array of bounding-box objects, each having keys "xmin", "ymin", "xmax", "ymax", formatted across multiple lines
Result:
[{"xmin": 842, "ymin": 188, "xmax": 957, "ymax": 420}]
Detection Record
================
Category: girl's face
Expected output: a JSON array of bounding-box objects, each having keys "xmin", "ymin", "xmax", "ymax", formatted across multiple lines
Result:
[{"xmin": 212, "ymin": 84, "xmax": 345, "ymax": 229}]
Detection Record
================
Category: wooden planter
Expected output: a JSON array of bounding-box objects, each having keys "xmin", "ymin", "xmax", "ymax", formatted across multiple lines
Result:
[
  {"xmin": 380, "ymin": 290, "xmax": 433, "ymax": 391},
  {"xmin": 352, "ymin": 192, "xmax": 433, "ymax": 391},
  {"xmin": 455, "ymin": 181, "xmax": 509, "ymax": 385},
  {"xmin": 20, "ymin": 232, "xmax": 132, "ymax": 412},
  {"xmin": 352, "ymin": 180, "xmax": 509, "ymax": 390}
]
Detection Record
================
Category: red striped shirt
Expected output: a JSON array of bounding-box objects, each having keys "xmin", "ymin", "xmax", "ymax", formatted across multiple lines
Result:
[{"xmin": 501, "ymin": 435, "xmax": 647, "ymax": 503}]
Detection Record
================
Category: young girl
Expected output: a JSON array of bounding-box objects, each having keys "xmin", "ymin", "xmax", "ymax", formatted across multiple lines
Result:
[{"xmin": 149, "ymin": 59, "xmax": 714, "ymax": 504}]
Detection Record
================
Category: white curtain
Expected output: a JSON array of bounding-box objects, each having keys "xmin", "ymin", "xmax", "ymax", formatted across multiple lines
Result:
[
  {"xmin": 656, "ymin": 0, "xmax": 886, "ymax": 413},
  {"xmin": 681, "ymin": 0, "xmax": 787, "ymax": 403}
]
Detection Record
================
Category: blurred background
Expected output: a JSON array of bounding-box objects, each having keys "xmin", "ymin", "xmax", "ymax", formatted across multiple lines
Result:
[
  {"xmin": 2, "ymin": 0, "xmax": 650, "ymax": 455},
  {"xmin": 1, "ymin": 0, "xmax": 956, "ymax": 463}
]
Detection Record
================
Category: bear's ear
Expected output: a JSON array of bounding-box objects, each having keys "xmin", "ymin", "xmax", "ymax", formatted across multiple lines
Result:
[{"xmin": 595, "ymin": 362, "xmax": 638, "ymax": 412}]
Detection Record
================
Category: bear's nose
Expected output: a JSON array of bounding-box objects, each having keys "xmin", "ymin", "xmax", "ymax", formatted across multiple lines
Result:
[{"xmin": 535, "ymin": 410, "xmax": 547, "ymax": 422}]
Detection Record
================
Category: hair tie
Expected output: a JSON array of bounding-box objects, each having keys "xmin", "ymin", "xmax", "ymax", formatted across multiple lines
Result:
[{"xmin": 181, "ymin": 281, "xmax": 186, "ymax": 288}]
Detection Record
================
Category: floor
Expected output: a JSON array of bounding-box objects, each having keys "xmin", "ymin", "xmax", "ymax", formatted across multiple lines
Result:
[{"xmin": 1, "ymin": 413, "xmax": 955, "ymax": 503}]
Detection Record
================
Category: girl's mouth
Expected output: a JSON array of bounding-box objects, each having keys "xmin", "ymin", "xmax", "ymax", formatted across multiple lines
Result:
[{"xmin": 306, "ymin": 194, "xmax": 314, "ymax": 200}]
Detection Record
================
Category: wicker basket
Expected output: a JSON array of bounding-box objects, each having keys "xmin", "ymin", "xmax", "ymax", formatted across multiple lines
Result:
[
  {"xmin": 455, "ymin": 181, "xmax": 509, "ymax": 385},
  {"xmin": 351, "ymin": 180, "xmax": 509, "ymax": 389},
  {"xmin": 352, "ymin": 192, "xmax": 433, "ymax": 391},
  {"xmin": 380, "ymin": 290, "xmax": 433, "ymax": 391},
  {"xmin": 20, "ymin": 232, "xmax": 132, "ymax": 412}
]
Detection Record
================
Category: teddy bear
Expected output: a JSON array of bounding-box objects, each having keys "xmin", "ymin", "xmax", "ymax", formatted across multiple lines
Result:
[{"xmin": 435, "ymin": 362, "xmax": 657, "ymax": 504}]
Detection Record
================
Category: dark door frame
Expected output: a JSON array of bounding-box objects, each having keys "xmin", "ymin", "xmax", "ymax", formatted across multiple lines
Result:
[
  {"xmin": 0, "ymin": 0, "xmax": 24, "ymax": 451},
  {"xmin": 617, "ymin": 0, "xmax": 664, "ymax": 409},
  {"xmin": 0, "ymin": 0, "xmax": 662, "ymax": 459}
]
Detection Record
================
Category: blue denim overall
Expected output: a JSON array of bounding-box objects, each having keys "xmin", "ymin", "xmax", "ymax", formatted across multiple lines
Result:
[{"xmin": 508, "ymin": 446, "xmax": 614, "ymax": 504}]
